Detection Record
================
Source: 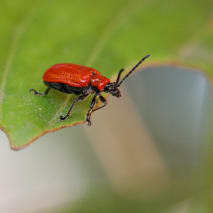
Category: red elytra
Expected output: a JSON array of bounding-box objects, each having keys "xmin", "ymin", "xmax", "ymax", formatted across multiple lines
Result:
[
  {"xmin": 43, "ymin": 63, "xmax": 110, "ymax": 91},
  {"xmin": 30, "ymin": 55, "xmax": 150, "ymax": 125}
]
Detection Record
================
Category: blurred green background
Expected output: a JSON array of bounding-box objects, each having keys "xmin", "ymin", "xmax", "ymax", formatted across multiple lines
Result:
[{"xmin": 0, "ymin": 0, "xmax": 213, "ymax": 212}]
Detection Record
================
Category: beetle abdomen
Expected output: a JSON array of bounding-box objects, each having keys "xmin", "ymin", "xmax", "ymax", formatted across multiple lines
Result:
[{"xmin": 44, "ymin": 81, "xmax": 89, "ymax": 95}]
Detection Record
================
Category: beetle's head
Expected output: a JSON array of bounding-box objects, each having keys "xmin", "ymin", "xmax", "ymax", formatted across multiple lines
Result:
[{"xmin": 104, "ymin": 82, "xmax": 121, "ymax": 97}]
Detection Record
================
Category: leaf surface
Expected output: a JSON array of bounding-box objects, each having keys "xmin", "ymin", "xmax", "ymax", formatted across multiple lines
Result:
[{"xmin": 0, "ymin": 0, "xmax": 213, "ymax": 149}]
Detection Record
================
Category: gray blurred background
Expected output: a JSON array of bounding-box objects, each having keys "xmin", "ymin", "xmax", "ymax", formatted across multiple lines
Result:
[{"xmin": 0, "ymin": 66, "xmax": 212, "ymax": 213}]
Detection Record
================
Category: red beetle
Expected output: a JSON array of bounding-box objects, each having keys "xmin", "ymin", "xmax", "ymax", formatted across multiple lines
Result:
[{"xmin": 30, "ymin": 55, "xmax": 150, "ymax": 125}]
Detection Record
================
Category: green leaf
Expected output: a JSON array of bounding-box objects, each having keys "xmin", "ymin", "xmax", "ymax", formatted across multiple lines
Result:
[{"xmin": 0, "ymin": 0, "xmax": 213, "ymax": 149}]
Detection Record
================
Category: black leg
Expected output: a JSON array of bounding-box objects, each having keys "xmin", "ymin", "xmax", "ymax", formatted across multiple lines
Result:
[
  {"xmin": 86, "ymin": 94, "xmax": 97, "ymax": 126},
  {"xmin": 86, "ymin": 94, "xmax": 107, "ymax": 126},
  {"xmin": 30, "ymin": 87, "xmax": 51, "ymax": 96},
  {"xmin": 91, "ymin": 95, "xmax": 107, "ymax": 113},
  {"xmin": 60, "ymin": 94, "xmax": 88, "ymax": 121}
]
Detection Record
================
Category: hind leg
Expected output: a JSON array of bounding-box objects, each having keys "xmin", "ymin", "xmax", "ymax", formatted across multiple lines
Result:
[{"xmin": 30, "ymin": 87, "xmax": 51, "ymax": 96}]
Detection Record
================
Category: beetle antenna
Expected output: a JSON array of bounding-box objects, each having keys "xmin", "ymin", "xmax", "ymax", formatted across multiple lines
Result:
[
  {"xmin": 115, "ymin": 68, "xmax": 124, "ymax": 86},
  {"xmin": 117, "ymin": 54, "xmax": 150, "ymax": 87}
]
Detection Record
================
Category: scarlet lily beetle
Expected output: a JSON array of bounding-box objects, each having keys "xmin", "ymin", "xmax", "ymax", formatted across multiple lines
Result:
[{"xmin": 30, "ymin": 54, "xmax": 150, "ymax": 125}]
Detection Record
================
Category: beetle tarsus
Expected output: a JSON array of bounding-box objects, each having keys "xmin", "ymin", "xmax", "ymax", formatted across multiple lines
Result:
[
  {"xmin": 60, "ymin": 115, "xmax": 68, "ymax": 121},
  {"xmin": 30, "ymin": 88, "xmax": 44, "ymax": 96},
  {"xmin": 86, "ymin": 117, "xmax": 92, "ymax": 126},
  {"xmin": 30, "ymin": 87, "xmax": 51, "ymax": 96}
]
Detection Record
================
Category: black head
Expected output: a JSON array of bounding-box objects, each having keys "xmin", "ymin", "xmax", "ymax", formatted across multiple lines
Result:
[
  {"xmin": 104, "ymin": 82, "xmax": 121, "ymax": 97},
  {"xmin": 104, "ymin": 54, "xmax": 150, "ymax": 98}
]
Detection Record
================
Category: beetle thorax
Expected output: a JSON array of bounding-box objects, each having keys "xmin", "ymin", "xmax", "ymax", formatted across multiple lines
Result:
[{"xmin": 91, "ymin": 73, "xmax": 110, "ymax": 91}]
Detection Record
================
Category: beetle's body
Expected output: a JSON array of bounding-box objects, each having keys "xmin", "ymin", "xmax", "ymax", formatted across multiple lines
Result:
[
  {"xmin": 43, "ymin": 63, "xmax": 110, "ymax": 91},
  {"xmin": 30, "ymin": 55, "xmax": 150, "ymax": 125}
]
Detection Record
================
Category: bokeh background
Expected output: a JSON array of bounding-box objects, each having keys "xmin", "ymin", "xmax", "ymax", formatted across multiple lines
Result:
[
  {"xmin": 0, "ymin": 0, "xmax": 213, "ymax": 212},
  {"xmin": 0, "ymin": 66, "xmax": 212, "ymax": 212}
]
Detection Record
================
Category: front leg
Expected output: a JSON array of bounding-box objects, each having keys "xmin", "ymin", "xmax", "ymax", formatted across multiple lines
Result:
[
  {"xmin": 86, "ymin": 94, "xmax": 107, "ymax": 126},
  {"xmin": 86, "ymin": 94, "xmax": 97, "ymax": 126}
]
